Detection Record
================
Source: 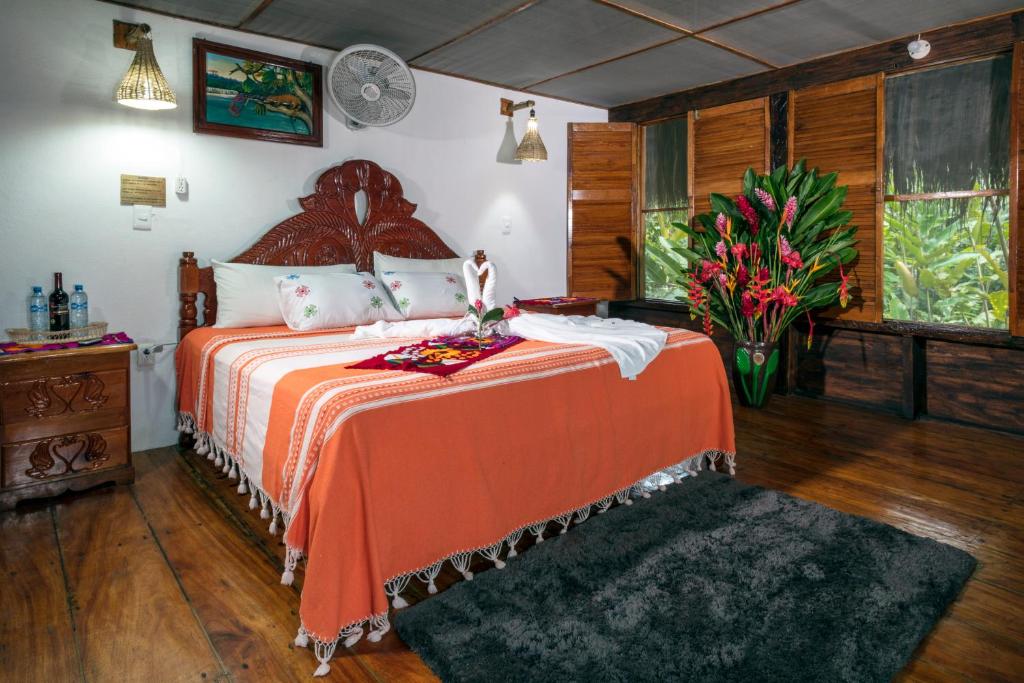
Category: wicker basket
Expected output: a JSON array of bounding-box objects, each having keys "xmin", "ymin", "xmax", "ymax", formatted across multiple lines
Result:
[{"xmin": 6, "ymin": 322, "xmax": 109, "ymax": 346}]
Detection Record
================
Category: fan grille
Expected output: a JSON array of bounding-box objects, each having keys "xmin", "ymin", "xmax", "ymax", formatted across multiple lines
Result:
[{"xmin": 331, "ymin": 48, "xmax": 415, "ymax": 126}]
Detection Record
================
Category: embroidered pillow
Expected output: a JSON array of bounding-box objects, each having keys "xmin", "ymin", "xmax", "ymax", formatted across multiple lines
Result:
[
  {"xmin": 274, "ymin": 273, "xmax": 402, "ymax": 331},
  {"xmin": 380, "ymin": 271, "xmax": 468, "ymax": 319},
  {"xmin": 212, "ymin": 260, "xmax": 357, "ymax": 328},
  {"xmin": 373, "ymin": 252, "xmax": 466, "ymax": 277}
]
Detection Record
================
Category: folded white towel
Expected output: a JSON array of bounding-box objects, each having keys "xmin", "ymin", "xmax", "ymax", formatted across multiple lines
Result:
[{"xmin": 507, "ymin": 313, "xmax": 667, "ymax": 379}]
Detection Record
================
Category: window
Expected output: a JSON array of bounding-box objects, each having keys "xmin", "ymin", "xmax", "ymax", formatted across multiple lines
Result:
[
  {"xmin": 642, "ymin": 117, "xmax": 688, "ymax": 301},
  {"xmin": 883, "ymin": 56, "xmax": 1011, "ymax": 329}
]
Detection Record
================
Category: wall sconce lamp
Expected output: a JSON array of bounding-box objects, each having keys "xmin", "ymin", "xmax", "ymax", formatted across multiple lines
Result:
[
  {"xmin": 501, "ymin": 98, "xmax": 547, "ymax": 162},
  {"xmin": 114, "ymin": 21, "xmax": 177, "ymax": 110}
]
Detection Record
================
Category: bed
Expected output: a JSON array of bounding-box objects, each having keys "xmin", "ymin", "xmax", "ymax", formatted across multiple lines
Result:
[{"xmin": 175, "ymin": 159, "xmax": 736, "ymax": 675}]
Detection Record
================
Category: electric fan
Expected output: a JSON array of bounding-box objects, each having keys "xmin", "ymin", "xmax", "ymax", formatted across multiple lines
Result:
[{"xmin": 327, "ymin": 44, "xmax": 416, "ymax": 129}]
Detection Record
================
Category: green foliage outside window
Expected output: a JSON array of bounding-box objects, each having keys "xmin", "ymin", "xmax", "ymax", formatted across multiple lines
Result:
[
  {"xmin": 883, "ymin": 196, "xmax": 1009, "ymax": 329},
  {"xmin": 644, "ymin": 210, "xmax": 688, "ymax": 301}
]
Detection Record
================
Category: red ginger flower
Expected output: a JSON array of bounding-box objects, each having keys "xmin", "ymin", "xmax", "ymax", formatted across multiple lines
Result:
[
  {"xmin": 474, "ymin": 299, "xmax": 484, "ymax": 312},
  {"xmin": 780, "ymin": 236, "xmax": 803, "ymax": 270},
  {"xmin": 715, "ymin": 240, "xmax": 727, "ymax": 260},
  {"xmin": 502, "ymin": 304, "xmax": 520, "ymax": 319},
  {"xmin": 736, "ymin": 263, "xmax": 750, "ymax": 288},
  {"xmin": 740, "ymin": 291, "xmax": 756, "ymax": 318},
  {"xmin": 735, "ymin": 194, "xmax": 760, "ymax": 235},
  {"xmin": 730, "ymin": 242, "xmax": 748, "ymax": 260},
  {"xmin": 781, "ymin": 196, "xmax": 798, "ymax": 229},
  {"xmin": 754, "ymin": 188, "xmax": 775, "ymax": 211}
]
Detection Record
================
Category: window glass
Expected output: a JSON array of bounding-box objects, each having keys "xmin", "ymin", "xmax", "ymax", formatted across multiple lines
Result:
[
  {"xmin": 643, "ymin": 118, "xmax": 688, "ymax": 301},
  {"xmin": 883, "ymin": 56, "xmax": 1010, "ymax": 329},
  {"xmin": 644, "ymin": 117, "xmax": 687, "ymax": 210}
]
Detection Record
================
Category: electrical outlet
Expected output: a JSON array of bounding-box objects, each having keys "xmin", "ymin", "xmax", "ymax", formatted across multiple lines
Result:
[
  {"xmin": 175, "ymin": 176, "xmax": 188, "ymax": 194},
  {"xmin": 137, "ymin": 343, "xmax": 157, "ymax": 367},
  {"xmin": 501, "ymin": 215, "xmax": 511, "ymax": 235}
]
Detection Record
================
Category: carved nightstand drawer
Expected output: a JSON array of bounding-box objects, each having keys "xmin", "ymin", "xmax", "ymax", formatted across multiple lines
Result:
[
  {"xmin": 1, "ymin": 369, "xmax": 128, "ymax": 442},
  {"xmin": 0, "ymin": 344, "xmax": 135, "ymax": 509},
  {"xmin": 2, "ymin": 426, "xmax": 129, "ymax": 489}
]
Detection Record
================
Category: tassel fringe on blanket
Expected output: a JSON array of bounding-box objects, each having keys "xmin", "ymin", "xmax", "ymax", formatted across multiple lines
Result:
[{"xmin": 177, "ymin": 411, "xmax": 736, "ymax": 677}]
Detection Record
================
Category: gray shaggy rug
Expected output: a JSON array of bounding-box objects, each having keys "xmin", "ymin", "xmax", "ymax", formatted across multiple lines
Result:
[{"xmin": 394, "ymin": 471, "xmax": 974, "ymax": 682}]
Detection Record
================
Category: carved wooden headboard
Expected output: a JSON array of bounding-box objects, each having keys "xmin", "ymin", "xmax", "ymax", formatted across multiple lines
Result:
[{"xmin": 178, "ymin": 159, "xmax": 484, "ymax": 339}]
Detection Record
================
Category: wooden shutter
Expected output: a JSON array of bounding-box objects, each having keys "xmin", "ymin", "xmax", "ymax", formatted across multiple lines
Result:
[
  {"xmin": 789, "ymin": 74, "xmax": 883, "ymax": 323},
  {"xmin": 691, "ymin": 98, "xmax": 770, "ymax": 217},
  {"xmin": 567, "ymin": 122, "xmax": 638, "ymax": 300},
  {"xmin": 1012, "ymin": 42, "xmax": 1023, "ymax": 336}
]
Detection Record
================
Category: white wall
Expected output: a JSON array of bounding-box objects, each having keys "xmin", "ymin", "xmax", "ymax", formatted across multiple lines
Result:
[{"xmin": 0, "ymin": 0, "xmax": 606, "ymax": 451}]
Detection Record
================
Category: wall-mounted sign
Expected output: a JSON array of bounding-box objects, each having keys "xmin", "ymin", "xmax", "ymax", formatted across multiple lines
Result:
[{"xmin": 120, "ymin": 174, "xmax": 166, "ymax": 207}]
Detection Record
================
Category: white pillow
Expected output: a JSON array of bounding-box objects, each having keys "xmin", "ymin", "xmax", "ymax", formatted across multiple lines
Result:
[
  {"xmin": 379, "ymin": 271, "xmax": 468, "ymax": 319},
  {"xmin": 212, "ymin": 260, "xmax": 357, "ymax": 328},
  {"xmin": 275, "ymin": 273, "xmax": 402, "ymax": 331},
  {"xmin": 373, "ymin": 251, "xmax": 465, "ymax": 276}
]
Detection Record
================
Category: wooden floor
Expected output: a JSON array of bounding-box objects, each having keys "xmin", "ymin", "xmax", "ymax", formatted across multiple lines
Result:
[{"xmin": 2, "ymin": 395, "xmax": 1022, "ymax": 682}]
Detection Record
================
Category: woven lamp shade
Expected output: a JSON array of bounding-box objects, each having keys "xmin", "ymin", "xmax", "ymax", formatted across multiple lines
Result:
[
  {"xmin": 514, "ymin": 110, "xmax": 547, "ymax": 162},
  {"xmin": 116, "ymin": 32, "xmax": 176, "ymax": 110}
]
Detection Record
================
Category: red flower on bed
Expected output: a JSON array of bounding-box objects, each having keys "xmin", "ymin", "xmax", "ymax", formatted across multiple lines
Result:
[{"xmin": 503, "ymin": 304, "xmax": 520, "ymax": 319}]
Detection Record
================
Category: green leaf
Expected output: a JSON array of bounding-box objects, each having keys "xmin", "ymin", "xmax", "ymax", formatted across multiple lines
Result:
[{"xmin": 481, "ymin": 308, "xmax": 505, "ymax": 324}]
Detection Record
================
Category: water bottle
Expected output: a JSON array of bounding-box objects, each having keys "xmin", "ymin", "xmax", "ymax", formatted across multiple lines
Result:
[
  {"xmin": 70, "ymin": 284, "xmax": 89, "ymax": 329},
  {"xmin": 29, "ymin": 286, "xmax": 48, "ymax": 340}
]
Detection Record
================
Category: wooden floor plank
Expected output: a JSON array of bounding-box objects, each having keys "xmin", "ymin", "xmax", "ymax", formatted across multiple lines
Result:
[
  {"xmin": 131, "ymin": 448, "xmax": 377, "ymax": 682},
  {"xmin": 54, "ymin": 486, "xmax": 225, "ymax": 682},
  {"xmin": 0, "ymin": 507, "xmax": 81, "ymax": 682}
]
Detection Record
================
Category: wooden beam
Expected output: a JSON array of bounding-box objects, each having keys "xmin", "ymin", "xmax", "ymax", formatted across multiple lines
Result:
[
  {"xmin": 237, "ymin": 0, "xmax": 276, "ymax": 27},
  {"xmin": 610, "ymin": 11, "xmax": 1024, "ymax": 122},
  {"xmin": 408, "ymin": 0, "xmax": 541, "ymax": 63},
  {"xmin": 900, "ymin": 335, "xmax": 927, "ymax": 419}
]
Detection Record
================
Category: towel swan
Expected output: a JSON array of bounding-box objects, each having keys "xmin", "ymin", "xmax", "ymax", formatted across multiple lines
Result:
[{"xmin": 462, "ymin": 259, "xmax": 497, "ymax": 311}]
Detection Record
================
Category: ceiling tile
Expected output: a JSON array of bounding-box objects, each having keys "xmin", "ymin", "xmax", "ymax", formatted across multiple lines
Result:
[
  {"xmin": 412, "ymin": 0, "xmax": 680, "ymax": 88},
  {"xmin": 609, "ymin": 0, "xmax": 786, "ymax": 31},
  {"xmin": 124, "ymin": 0, "xmax": 267, "ymax": 26},
  {"xmin": 532, "ymin": 37, "xmax": 767, "ymax": 107},
  {"xmin": 704, "ymin": 0, "xmax": 1023, "ymax": 67},
  {"xmin": 245, "ymin": 0, "xmax": 527, "ymax": 59}
]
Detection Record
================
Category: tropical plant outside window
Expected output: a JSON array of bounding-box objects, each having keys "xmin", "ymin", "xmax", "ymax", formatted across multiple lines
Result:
[
  {"xmin": 643, "ymin": 118, "xmax": 688, "ymax": 301},
  {"xmin": 883, "ymin": 55, "xmax": 1011, "ymax": 329}
]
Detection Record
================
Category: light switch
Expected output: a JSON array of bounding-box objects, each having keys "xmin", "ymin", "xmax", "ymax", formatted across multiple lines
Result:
[
  {"xmin": 501, "ymin": 215, "xmax": 511, "ymax": 235},
  {"xmin": 133, "ymin": 204, "xmax": 153, "ymax": 231}
]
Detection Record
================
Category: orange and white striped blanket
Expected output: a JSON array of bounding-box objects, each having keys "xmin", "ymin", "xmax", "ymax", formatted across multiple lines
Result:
[{"xmin": 175, "ymin": 322, "xmax": 734, "ymax": 672}]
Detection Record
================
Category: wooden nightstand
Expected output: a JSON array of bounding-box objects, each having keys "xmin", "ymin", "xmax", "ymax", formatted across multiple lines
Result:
[
  {"xmin": 514, "ymin": 297, "xmax": 600, "ymax": 317},
  {"xmin": 0, "ymin": 344, "xmax": 135, "ymax": 510}
]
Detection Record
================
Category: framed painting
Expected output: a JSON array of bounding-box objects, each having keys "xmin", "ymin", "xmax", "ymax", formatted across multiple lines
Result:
[{"xmin": 193, "ymin": 39, "xmax": 323, "ymax": 147}]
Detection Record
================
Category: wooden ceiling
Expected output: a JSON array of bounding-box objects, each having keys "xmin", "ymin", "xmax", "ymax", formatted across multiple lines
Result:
[{"xmin": 103, "ymin": 0, "xmax": 1023, "ymax": 108}]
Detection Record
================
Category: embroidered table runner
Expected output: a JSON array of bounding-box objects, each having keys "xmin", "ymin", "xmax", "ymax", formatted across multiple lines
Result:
[
  {"xmin": 348, "ymin": 334, "xmax": 524, "ymax": 377},
  {"xmin": 0, "ymin": 331, "xmax": 134, "ymax": 355}
]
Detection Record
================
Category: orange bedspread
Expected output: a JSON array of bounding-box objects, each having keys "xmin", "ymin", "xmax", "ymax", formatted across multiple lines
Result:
[{"xmin": 176, "ymin": 323, "xmax": 734, "ymax": 666}]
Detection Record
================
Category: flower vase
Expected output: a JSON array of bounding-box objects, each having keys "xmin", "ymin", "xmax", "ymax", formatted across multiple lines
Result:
[{"xmin": 733, "ymin": 340, "xmax": 779, "ymax": 408}]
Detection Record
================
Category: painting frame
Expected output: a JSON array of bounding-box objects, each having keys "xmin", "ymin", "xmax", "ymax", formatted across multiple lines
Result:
[{"xmin": 193, "ymin": 38, "xmax": 323, "ymax": 147}]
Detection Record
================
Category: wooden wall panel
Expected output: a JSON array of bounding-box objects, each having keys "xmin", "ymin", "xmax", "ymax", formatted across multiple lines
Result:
[
  {"xmin": 691, "ymin": 98, "xmax": 770, "ymax": 217},
  {"xmin": 567, "ymin": 122, "xmax": 637, "ymax": 300},
  {"xmin": 926, "ymin": 341, "xmax": 1024, "ymax": 433},
  {"xmin": 795, "ymin": 328, "xmax": 903, "ymax": 413},
  {"xmin": 790, "ymin": 74, "xmax": 883, "ymax": 323}
]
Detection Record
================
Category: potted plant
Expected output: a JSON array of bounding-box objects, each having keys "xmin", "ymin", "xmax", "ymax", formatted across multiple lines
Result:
[{"xmin": 675, "ymin": 161, "xmax": 859, "ymax": 407}]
